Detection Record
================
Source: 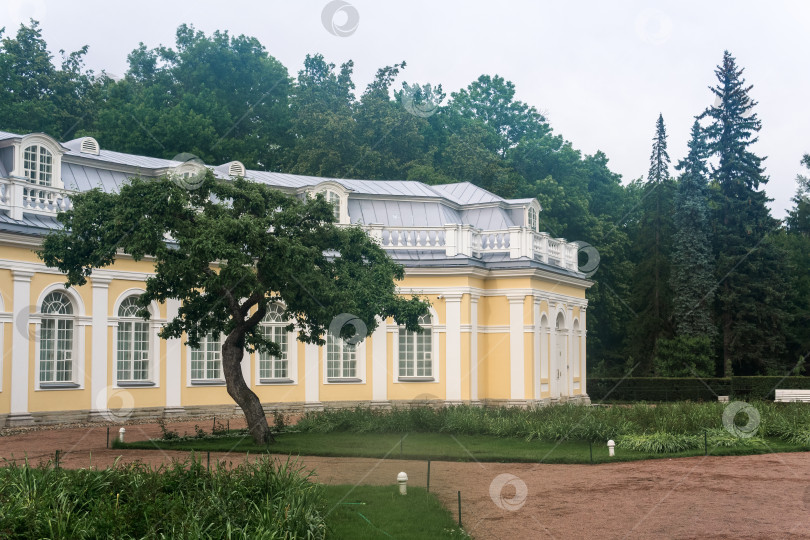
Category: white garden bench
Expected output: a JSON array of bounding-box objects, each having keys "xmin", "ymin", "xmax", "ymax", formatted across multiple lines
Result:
[{"xmin": 774, "ymin": 389, "xmax": 810, "ymax": 403}]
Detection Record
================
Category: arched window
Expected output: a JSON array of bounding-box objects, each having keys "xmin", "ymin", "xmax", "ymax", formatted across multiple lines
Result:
[
  {"xmin": 117, "ymin": 296, "xmax": 150, "ymax": 382},
  {"xmin": 259, "ymin": 304, "xmax": 289, "ymax": 380},
  {"xmin": 398, "ymin": 314, "xmax": 433, "ymax": 378},
  {"xmin": 528, "ymin": 207, "xmax": 538, "ymax": 231},
  {"xmin": 190, "ymin": 333, "xmax": 222, "ymax": 382},
  {"xmin": 39, "ymin": 291, "xmax": 74, "ymax": 383},
  {"xmin": 23, "ymin": 145, "xmax": 53, "ymax": 186},
  {"xmin": 326, "ymin": 332, "xmax": 356, "ymax": 379}
]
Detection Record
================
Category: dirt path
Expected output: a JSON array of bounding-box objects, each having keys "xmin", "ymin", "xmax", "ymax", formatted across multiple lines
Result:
[{"xmin": 2, "ymin": 420, "xmax": 810, "ymax": 539}]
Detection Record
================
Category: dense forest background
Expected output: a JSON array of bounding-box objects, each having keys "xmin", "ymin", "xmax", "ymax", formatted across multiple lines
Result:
[{"xmin": 2, "ymin": 21, "xmax": 809, "ymax": 377}]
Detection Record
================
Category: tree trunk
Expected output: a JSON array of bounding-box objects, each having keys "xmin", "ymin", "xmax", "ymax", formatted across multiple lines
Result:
[
  {"xmin": 723, "ymin": 304, "xmax": 733, "ymax": 378},
  {"xmin": 222, "ymin": 333, "xmax": 273, "ymax": 444}
]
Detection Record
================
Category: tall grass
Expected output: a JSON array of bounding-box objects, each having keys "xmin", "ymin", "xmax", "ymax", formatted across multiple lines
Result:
[
  {"xmin": 294, "ymin": 402, "xmax": 810, "ymax": 448},
  {"xmin": 0, "ymin": 457, "xmax": 326, "ymax": 539}
]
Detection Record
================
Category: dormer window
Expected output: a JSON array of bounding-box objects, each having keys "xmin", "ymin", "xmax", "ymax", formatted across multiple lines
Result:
[
  {"xmin": 23, "ymin": 145, "xmax": 53, "ymax": 186},
  {"xmin": 528, "ymin": 207, "xmax": 538, "ymax": 231}
]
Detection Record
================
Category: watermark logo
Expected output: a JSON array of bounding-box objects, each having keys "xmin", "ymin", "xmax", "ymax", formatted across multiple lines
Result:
[
  {"xmin": 634, "ymin": 9, "xmax": 673, "ymax": 46},
  {"xmin": 722, "ymin": 400, "xmax": 761, "ymax": 438},
  {"xmin": 489, "ymin": 473, "xmax": 528, "ymax": 511},
  {"xmin": 400, "ymin": 83, "xmax": 440, "ymax": 118},
  {"xmin": 95, "ymin": 386, "xmax": 135, "ymax": 423},
  {"xmin": 171, "ymin": 153, "xmax": 207, "ymax": 191},
  {"xmin": 321, "ymin": 1, "xmax": 360, "ymax": 37},
  {"xmin": 328, "ymin": 313, "xmax": 368, "ymax": 345},
  {"xmin": 576, "ymin": 242, "xmax": 600, "ymax": 278}
]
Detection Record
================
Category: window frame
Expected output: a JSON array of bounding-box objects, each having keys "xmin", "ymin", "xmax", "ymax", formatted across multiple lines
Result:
[
  {"xmin": 113, "ymin": 295, "xmax": 157, "ymax": 387},
  {"xmin": 189, "ymin": 333, "xmax": 225, "ymax": 385},
  {"xmin": 257, "ymin": 304, "xmax": 297, "ymax": 385},
  {"xmin": 397, "ymin": 314, "xmax": 435, "ymax": 381},
  {"xmin": 34, "ymin": 287, "xmax": 87, "ymax": 390},
  {"xmin": 324, "ymin": 332, "xmax": 366, "ymax": 384}
]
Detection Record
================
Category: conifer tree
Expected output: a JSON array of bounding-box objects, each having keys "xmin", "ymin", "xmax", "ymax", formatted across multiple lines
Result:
[
  {"xmin": 700, "ymin": 51, "xmax": 788, "ymax": 375},
  {"xmin": 654, "ymin": 121, "xmax": 716, "ymax": 377},
  {"xmin": 630, "ymin": 114, "xmax": 675, "ymax": 374},
  {"xmin": 670, "ymin": 121, "xmax": 715, "ymax": 337}
]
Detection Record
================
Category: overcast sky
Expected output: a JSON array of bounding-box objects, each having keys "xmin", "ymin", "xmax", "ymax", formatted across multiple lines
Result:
[{"xmin": 4, "ymin": 0, "xmax": 808, "ymax": 217}]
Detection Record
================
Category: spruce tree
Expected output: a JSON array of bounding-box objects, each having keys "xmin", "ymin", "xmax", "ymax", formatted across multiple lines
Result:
[
  {"xmin": 700, "ymin": 51, "xmax": 789, "ymax": 376},
  {"xmin": 630, "ymin": 114, "xmax": 675, "ymax": 374},
  {"xmin": 655, "ymin": 121, "xmax": 716, "ymax": 376},
  {"xmin": 670, "ymin": 121, "xmax": 715, "ymax": 337}
]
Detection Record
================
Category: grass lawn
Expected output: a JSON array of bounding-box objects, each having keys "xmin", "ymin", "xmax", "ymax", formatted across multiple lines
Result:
[
  {"xmin": 323, "ymin": 485, "xmax": 468, "ymax": 539},
  {"xmin": 116, "ymin": 431, "xmax": 807, "ymax": 463}
]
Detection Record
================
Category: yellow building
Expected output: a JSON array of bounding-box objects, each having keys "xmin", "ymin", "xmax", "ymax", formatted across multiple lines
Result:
[{"xmin": 0, "ymin": 130, "xmax": 591, "ymax": 426}]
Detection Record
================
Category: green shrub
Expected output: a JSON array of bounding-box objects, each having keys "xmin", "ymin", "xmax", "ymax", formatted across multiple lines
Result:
[
  {"xmin": 0, "ymin": 457, "xmax": 326, "ymax": 539},
  {"xmin": 617, "ymin": 432, "xmax": 700, "ymax": 453}
]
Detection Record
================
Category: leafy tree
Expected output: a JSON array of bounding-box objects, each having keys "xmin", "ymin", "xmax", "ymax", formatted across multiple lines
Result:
[
  {"xmin": 39, "ymin": 172, "xmax": 429, "ymax": 443},
  {"xmin": 0, "ymin": 20, "xmax": 97, "ymax": 139},
  {"xmin": 94, "ymin": 25, "xmax": 291, "ymax": 170},
  {"xmin": 700, "ymin": 51, "xmax": 789, "ymax": 375},
  {"xmin": 629, "ymin": 114, "xmax": 675, "ymax": 374}
]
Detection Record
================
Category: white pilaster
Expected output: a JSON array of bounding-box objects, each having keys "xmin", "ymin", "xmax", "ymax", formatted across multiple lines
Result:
[
  {"xmin": 567, "ymin": 306, "xmax": 574, "ymax": 397},
  {"xmin": 533, "ymin": 297, "xmax": 542, "ymax": 400},
  {"xmin": 304, "ymin": 342, "xmax": 321, "ymax": 409},
  {"xmin": 507, "ymin": 294, "xmax": 526, "ymax": 402},
  {"xmin": 163, "ymin": 298, "xmax": 184, "ymax": 415},
  {"xmin": 444, "ymin": 294, "xmax": 462, "ymax": 403},
  {"xmin": 89, "ymin": 276, "xmax": 112, "ymax": 420},
  {"xmin": 371, "ymin": 317, "xmax": 388, "ymax": 404},
  {"xmin": 469, "ymin": 294, "xmax": 479, "ymax": 403},
  {"xmin": 9, "ymin": 270, "xmax": 34, "ymax": 425},
  {"xmin": 581, "ymin": 307, "xmax": 588, "ymax": 399}
]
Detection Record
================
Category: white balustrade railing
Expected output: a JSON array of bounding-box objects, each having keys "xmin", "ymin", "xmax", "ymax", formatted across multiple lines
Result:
[
  {"xmin": 0, "ymin": 178, "xmax": 72, "ymax": 220},
  {"xmin": 364, "ymin": 222, "xmax": 582, "ymax": 274}
]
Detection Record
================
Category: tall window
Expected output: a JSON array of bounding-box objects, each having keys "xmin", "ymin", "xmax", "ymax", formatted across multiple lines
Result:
[
  {"xmin": 191, "ymin": 333, "xmax": 222, "ymax": 381},
  {"xmin": 327, "ymin": 333, "xmax": 356, "ymax": 379},
  {"xmin": 528, "ymin": 207, "xmax": 538, "ymax": 231},
  {"xmin": 399, "ymin": 314, "xmax": 433, "ymax": 378},
  {"xmin": 259, "ymin": 304, "xmax": 288, "ymax": 380},
  {"xmin": 117, "ymin": 296, "xmax": 149, "ymax": 382},
  {"xmin": 39, "ymin": 292, "xmax": 74, "ymax": 383},
  {"xmin": 23, "ymin": 145, "xmax": 53, "ymax": 186},
  {"xmin": 323, "ymin": 190, "xmax": 340, "ymax": 221}
]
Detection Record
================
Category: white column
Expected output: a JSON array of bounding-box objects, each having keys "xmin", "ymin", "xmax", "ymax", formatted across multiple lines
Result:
[
  {"xmin": 371, "ymin": 317, "xmax": 388, "ymax": 404},
  {"xmin": 304, "ymin": 342, "xmax": 321, "ymax": 409},
  {"xmin": 444, "ymin": 294, "xmax": 462, "ymax": 403},
  {"xmin": 469, "ymin": 294, "xmax": 479, "ymax": 404},
  {"xmin": 163, "ymin": 298, "xmax": 184, "ymax": 415},
  {"xmin": 9, "ymin": 270, "xmax": 34, "ymax": 425},
  {"xmin": 581, "ymin": 306, "xmax": 588, "ymax": 400},
  {"xmin": 89, "ymin": 276, "xmax": 112, "ymax": 420},
  {"xmin": 533, "ymin": 297, "xmax": 542, "ymax": 400},
  {"xmin": 507, "ymin": 294, "xmax": 526, "ymax": 402}
]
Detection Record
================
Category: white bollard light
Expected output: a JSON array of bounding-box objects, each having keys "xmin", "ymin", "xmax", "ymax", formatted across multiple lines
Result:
[
  {"xmin": 397, "ymin": 471, "xmax": 408, "ymax": 495},
  {"xmin": 119, "ymin": 427, "xmax": 126, "ymax": 443},
  {"xmin": 607, "ymin": 439, "xmax": 615, "ymax": 457}
]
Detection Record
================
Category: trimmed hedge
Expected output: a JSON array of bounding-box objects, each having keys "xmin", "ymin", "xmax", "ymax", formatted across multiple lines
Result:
[
  {"xmin": 588, "ymin": 377, "xmax": 731, "ymax": 402},
  {"xmin": 588, "ymin": 376, "xmax": 810, "ymax": 402}
]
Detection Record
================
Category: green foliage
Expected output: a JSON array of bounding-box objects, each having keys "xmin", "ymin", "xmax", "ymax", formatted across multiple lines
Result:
[
  {"xmin": 654, "ymin": 335, "xmax": 715, "ymax": 377},
  {"xmin": 700, "ymin": 51, "xmax": 789, "ymax": 375},
  {"xmin": 628, "ymin": 114, "xmax": 675, "ymax": 374},
  {"xmin": 0, "ymin": 457, "xmax": 326, "ymax": 539},
  {"xmin": 588, "ymin": 377, "xmax": 731, "ymax": 402},
  {"xmin": 670, "ymin": 121, "xmax": 716, "ymax": 339},
  {"xmin": 157, "ymin": 418, "xmax": 179, "ymax": 440}
]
